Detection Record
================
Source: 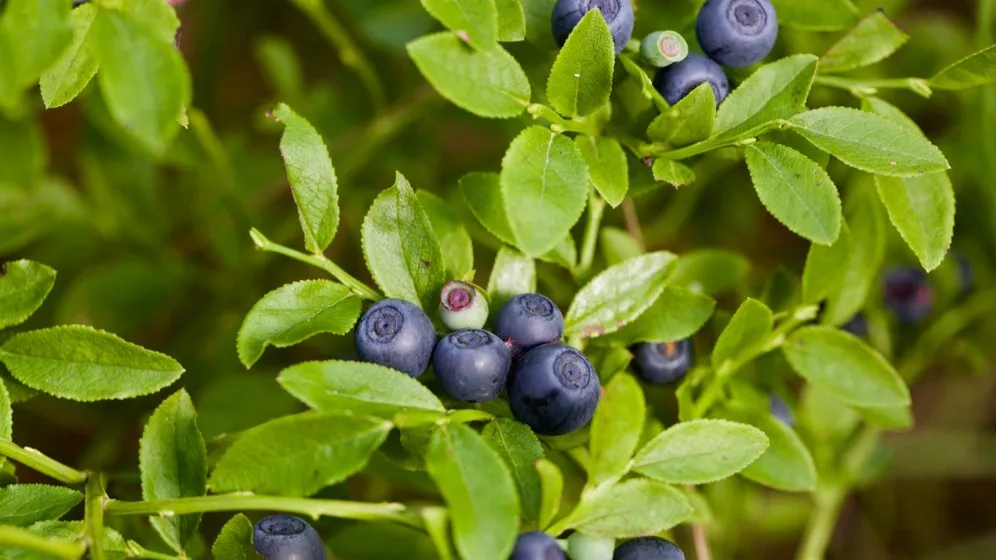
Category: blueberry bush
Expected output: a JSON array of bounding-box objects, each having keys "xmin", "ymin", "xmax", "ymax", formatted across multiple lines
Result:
[{"xmin": 2, "ymin": 0, "xmax": 996, "ymax": 558}]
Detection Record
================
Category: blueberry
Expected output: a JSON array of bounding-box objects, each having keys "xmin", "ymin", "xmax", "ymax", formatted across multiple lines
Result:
[
  {"xmin": 841, "ymin": 313, "xmax": 868, "ymax": 338},
  {"xmin": 439, "ymin": 280, "xmax": 489, "ymax": 331},
  {"xmin": 510, "ymin": 531, "xmax": 565, "ymax": 560},
  {"xmin": 883, "ymin": 266, "xmax": 934, "ymax": 325},
  {"xmin": 507, "ymin": 343, "xmax": 601, "ymax": 436},
  {"xmin": 769, "ymin": 394, "xmax": 794, "ymax": 426},
  {"xmin": 640, "ymin": 31, "xmax": 689, "ymax": 68},
  {"xmin": 632, "ymin": 339, "xmax": 692, "ymax": 385},
  {"xmin": 653, "ymin": 53, "xmax": 730, "ymax": 106},
  {"xmin": 355, "ymin": 298, "xmax": 436, "ymax": 377},
  {"xmin": 696, "ymin": 0, "xmax": 778, "ymax": 68},
  {"xmin": 613, "ymin": 537, "xmax": 685, "ymax": 560},
  {"xmin": 253, "ymin": 515, "xmax": 326, "ymax": 560},
  {"xmin": 494, "ymin": 294, "xmax": 565, "ymax": 353},
  {"xmin": 552, "ymin": 0, "xmax": 635, "ymax": 55},
  {"xmin": 433, "ymin": 329, "xmax": 511, "ymax": 403}
]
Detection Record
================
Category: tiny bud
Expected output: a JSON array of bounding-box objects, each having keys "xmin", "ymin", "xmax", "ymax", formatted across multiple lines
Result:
[
  {"xmin": 640, "ymin": 31, "xmax": 689, "ymax": 68},
  {"xmin": 438, "ymin": 281, "xmax": 489, "ymax": 331}
]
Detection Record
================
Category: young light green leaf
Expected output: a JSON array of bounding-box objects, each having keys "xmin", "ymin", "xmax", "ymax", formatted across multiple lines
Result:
[
  {"xmin": 0, "ymin": 0, "xmax": 73, "ymax": 107},
  {"xmin": 745, "ymin": 142, "xmax": 842, "ymax": 245},
  {"xmin": 407, "ymin": 32, "xmax": 530, "ymax": 118},
  {"xmin": 236, "ymin": 280, "xmax": 360, "ymax": 368},
  {"xmin": 0, "ymin": 326, "xmax": 184, "ymax": 401},
  {"xmin": 418, "ymin": 190, "xmax": 474, "ymax": 278},
  {"xmin": 712, "ymin": 299, "xmax": 774, "ymax": 372},
  {"xmin": 208, "ymin": 412, "xmax": 391, "ymax": 496},
  {"xmin": 565, "ymin": 252, "xmax": 677, "ymax": 339},
  {"xmin": 420, "ymin": 0, "xmax": 498, "ymax": 51},
  {"xmin": 211, "ymin": 514, "xmax": 256, "ymax": 560},
  {"xmin": 272, "ymin": 103, "xmax": 340, "ymax": 254},
  {"xmin": 717, "ymin": 407, "xmax": 817, "ymax": 492},
  {"xmin": 0, "ymin": 260, "xmax": 56, "ymax": 330},
  {"xmin": 633, "ymin": 419, "xmax": 769, "ymax": 484},
  {"xmin": 495, "ymin": 0, "xmax": 526, "ymax": 42},
  {"xmin": 501, "ymin": 126, "xmax": 589, "ymax": 257},
  {"xmin": 783, "ymin": 326, "xmax": 910, "ymax": 407},
  {"xmin": 714, "ymin": 55, "xmax": 818, "ymax": 140},
  {"xmin": 39, "ymin": 3, "xmax": 99, "ymax": 109},
  {"xmin": 875, "ymin": 172, "xmax": 954, "ymax": 272},
  {"xmin": 652, "ymin": 159, "xmax": 696, "ymax": 188},
  {"xmin": 931, "ymin": 44, "xmax": 996, "ymax": 90},
  {"xmin": 140, "ymin": 390, "xmax": 206, "ymax": 553},
  {"xmin": 121, "ymin": 0, "xmax": 182, "ymax": 43},
  {"xmin": 597, "ymin": 285, "xmax": 715, "ymax": 346},
  {"xmin": 460, "ymin": 171, "xmax": 515, "ymax": 243},
  {"xmin": 488, "ymin": 247, "xmax": 537, "ymax": 310},
  {"xmin": 787, "ymin": 107, "xmax": 949, "ymax": 177},
  {"xmin": 425, "ymin": 423, "xmax": 519, "ymax": 560},
  {"xmin": 93, "ymin": 8, "xmax": 191, "ymax": 156},
  {"xmin": 600, "ymin": 227, "xmax": 642, "ymax": 266},
  {"xmin": 576, "ymin": 136, "xmax": 628, "ymax": 207},
  {"xmin": 647, "ymin": 83, "xmax": 716, "ymax": 147},
  {"xmin": 482, "ymin": 418, "xmax": 543, "ymax": 523},
  {"xmin": 589, "ymin": 374, "xmax": 645, "ymax": 485},
  {"xmin": 0, "ymin": 485, "xmax": 82, "ymax": 527},
  {"xmin": 547, "ymin": 9, "xmax": 614, "ymax": 118},
  {"xmin": 564, "ymin": 478, "xmax": 692, "ymax": 537},
  {"xmin": 535, "ymin": 458, "xmax": 563, "ymax": 530},
  {"xmin": 361, "ymin": 172, "xmax": 446, "ymax": 311},
  {"xmin": 278, "ymin": 360, "xmax": 445, "ymax": 418},
  {"xmin": 819, "ymin": 10, "xmax": 909, "ymax": 74},
  {"xmin": 668, "ymin": 249, "xmax": 750, "ymax": 295},
  {"xmin": 769, "ymin": 0, "xmax": 859, "ymax": 31}
]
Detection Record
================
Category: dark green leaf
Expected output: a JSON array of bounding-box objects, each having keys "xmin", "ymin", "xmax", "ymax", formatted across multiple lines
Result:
[
  {"xmin": 195, "ymin": 374, "xmax": 299, "ymax": 439},
  {"xmin": 0, "ymin": 485, "xmax": 82, "ymax": 527},
  {"xmin": 460, "ymin": 171, "xmax": 515, "ymax": 243},
  {"xmin": 711, "ymin": 299, "xmax": 774, "ymax": 372},
  {"xmin": 875, "ymin": 172, "xmax": 954, "ymax": 272},
  {"xmin": 589, "ymin": 374, "xmax": 645, "ymax": 485},
  {"xmin": 546, "ymin": 9, "xmax": 614, "ymax": 118},
  {"xmin": 418, "ymin": 190, "xmax": 474, "ymax": 278},
  {"xmin": 577, "ymin": 136, "xmax": 628, "ymax": 207},
  {"xmin": 487, "ymin": 247, "xmax": 536, "ymax": 310},
  {"xmin": 0, "ymin": 116, "xmax": 46, "ymax": 190},
  {"xmin": 39, "ymin": 3, "xmax": 98, "ymax": 108},
  {"xmin": 330, "ymin": 522, "xmax": 436, "ymax": 560},
  {"xmin": 211, "ymin": 514, "xmax": 256, "ymax": 560},
  {"xmin": 668, "ymin": 249, "xmax": 750, "ymax": 295},
  {"xmin": 564, "ymin": 478, "xmax": 692, "ymax": 537},
  {"xmin": 819, "ymin": 10, "xmax": 909, "ymax": 74},
  {"xmin": 647, "ymin": 83, "xmax": 716, "ymax": 147},
  {"xmin": 0, "ymin": 260, "xmax": 56, "ymax": 330},
  {"xmin": 714, "ymin": 55, "xmax": 818, "ymax": 140},
  {"xmin": 598, "ymin": 285, "xmax": 715, "ymax": 346},
  {"xmin": 633, "ymin": 419, "xmax": 769, "ymax": 484},
  {"xmin": 482, "ymin": 418, "xmax": 543, "ymax": 523},
  {"xmin": 523, "ymin": 0, "xmax": 557, "ymax": 49},
  {"xmin": 931, "ymin": 44, "xmax": 996, "ymax": 90}
]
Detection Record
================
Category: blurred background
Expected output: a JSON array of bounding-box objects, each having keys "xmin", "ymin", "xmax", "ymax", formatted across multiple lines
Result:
[{"xmin": 3, "ymin": 0, "xmax": 996, "ymax": 558}]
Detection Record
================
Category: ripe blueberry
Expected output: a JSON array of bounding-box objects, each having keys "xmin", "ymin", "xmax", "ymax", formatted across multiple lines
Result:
[
  {"xmin": 883, "ymin": 266, "xmax": 934, "ymax": 325},
  {"xmin": 653, "ymin": 53, "xmax": 730, "ymax": 106},
  {"xmin": 552, "ymin": 0, "xmax": 635, "ymax": 55},
  {"xmin": 253, "ymin": 515, "xmax": 326, "ymax": 560},
  {"xmin": 494, "ymin": 293, "xmax": 564, "ymax": 353},
  {"xmin": 632, "ymin": 339, "xmax": 692, "ymax": 385},
  {"xmin": 438, "ymin": 280, "xmax": 489, "ymax": 331},
  {"xmin": 641, "ymin": 31, "xmax": 689, "ymax": 68},
  {"xmin": 510, "ymin": 531, "xmax": 566, "ymax": 560},
  {"xmin": 614, "ymin": 537, "xmax": 685, "ymax": 560},
  {"xmin": 696, "ymin": 0, "xmax": 778, "ymax": 68},
  {"xmin": 770, "ymin": 394, "xmax": 794, "ymax": 426},
  {"xmin": 433, "ymin": 329, "xmax": 511, "ymax": 403},
  {"xmin": 507, "ymin": 343, "xmax": 601, "ymax": 436},
  {"xmin": 841, "ymin": 313, "xmax": 868, "ymax": 338},
  {"xmin": 355, "ymin": 298, "xmax": 436, "ymax": 377}
]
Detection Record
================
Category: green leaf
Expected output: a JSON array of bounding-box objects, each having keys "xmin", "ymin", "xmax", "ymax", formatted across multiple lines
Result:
[
  {"xmin": 211, "ymin": 514, "xmax": 256, "ymax": 560},
  {"xmin": 0, "ymin": 116, "xmax": 46, "ymax": 190},
  {"xmin": 0, "ymin": 260, "xmax": 56, "ymax": 330},
  {"xmin": 647, "ymin": 83, "xmax": 716, "ymax": 147},
  {"xmin": 862, "ymin": 96, "xmax": 923, "ymax": 137},
  {"xmin": 769, "ymin": 0, "xmax": 859, "ymax": 31},
  {"xmin": 540, "ymin": 234, "xmax": 578, "ymax": 270},
  {"xmin": 875, "ymin": 172, "xmax": 954, "ymax": 272},
  {"xmin": 633, "ymin": 419, "xmax": 769, "ymax": 484},
  {"xmin": 500, "ymin": 126, "xmax": 589, "ymax": 256},
  {"xmin": 0, "ymin": 378, "xmax": 9, "ymax": 470},
  {"xmin": 39, "ymin": 3, "xmax": 99, "ymax": 109},
  {"xmin": 565, "ymin": 252, "xmax": 677, "ymax": 339},
  {"xmin": 745, "ymin": 142, "xmax": 842, "ymax": 245},
  {"xmin": 0, "ymin": 485, "xmax": 82, "ymax": 527},
  {"xmin": 546, "ymin": 9, "xmax": 614, "ymax": 118},
  {"xmin": 652, "ymin": 159, "xmax": 696, "ymax": 188},
  {"xmin": 487, "ymin": 247, "xmax": 536, "ymax": 310},
  {"xmin": 0, "ymin": 0, "xmax": 73, "ymax": 107},
  {"xmin": 711, "ymin": 299, "xmax": 774, "ymax": 372},
  {"xmin": 787, "ymin": 107, "xmax": 949, "ymax": 177},
  {"xmin": 7, "ymin": 521, "xmax": 126, "ymax": 560},
  {"xmin": 523, "ymin": 0, "xmax": 557, "ymax": 48},
  {"xmin": 662, "ymin": 250, "xmax": 748, "ymax": 296},
  {"xmin": 421, "ymin": 0, "xmax": 498, "ymax": 51},
  {"xmin": 121, "ymin": 0, "xmax": 182, "ymax": 43},
  {"xmin": 208, "ymin": 412, "xmax": 391, "ymax": 496},
  {"xmin": 460, "ymin": 171, "xmax": 514, "ymax": 243},
  {"xmin": 273, "ymin": 103, "xmax": 340, "ymax": 254},
  {"xmin": 597, "ymin": 285, "xmax": 715, "ymax": 346},
  {"xmin": 495, "ymin": 0, "xmax": 526, "ymax": 42},
  {"xmin": 278, "ymin": 360, "xmax": 445, "ymax": 418},
  {"xmin": 717, "ymin": 408, "xmax": 817, "ymax": 492},
  {"xmin": 418, "ymin": 190, "xmax": 474, "ymax": 278},
  {"xmin": 535, "ymin": 458, "xmax": 563, "ymax": 530},
  {"xmin": 600, "ymin": 227, "xmax": 642, "ymax": 266},
  {"xmin": 576, "ymin": 136, "xmax": 628, "ymax": 207},
  {"xmin": 93, "ymin": 8, "xmax": 190, "ymax": 155},
  {"xmin": 361, "ymin": 172, "xmax": 446, "ymax": 311},
  {"xmin": 783, "ymin": 326, "xmax": 910, "ymax": 408},
  {"xmin": 930, "ymin": 44, "xmax": 996, "ymax": 90},
  {"xmin": 139, "ymin": 390, "xmax": 206, "ymax": 553},
  {"xmin": 482, "ymin": 418, "xmax": 543, "ymax": 523},
  {"xmin": 564, "ymin": 478, "xmax": 692, "ymax": 538},
  {"xmin": 407, "ymin": 32, "xmax": 530, "ymax": 118},
  {"xmin": 196, "ymin": 374, "xmax": 299, "ymax": 440},
  {"xmin": 714, "ymin": 55, "xmax": 818, "ymax": 140},
  {"xmin": 330, "ymin": 522, "xmax": 437, "ymax": 560},
  {"xmin": 618, "ymin": 55, "xmax": 669, "ymax": 111},
  {"xmin": 236, "ymin": 280, "xmax": 361, "ymax": 368},
  {"xmin": 589, "ymin": 374, "xmax": 645, "ymax": 485},
  {"xmin": 425, "ymin": 423, "xmax": 519, "ymax": 560},
  {"xmin": 0, "ymin": 326, "xmax": 184, "ymax": 402},
  {"xmin": 819, "ymin": 10, "xmax": 909, "ymax": 74}
]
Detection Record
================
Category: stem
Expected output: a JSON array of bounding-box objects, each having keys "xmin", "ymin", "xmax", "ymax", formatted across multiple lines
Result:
[
  {"xmin": 645, "ymin": 121, "xmax": 785, "ymax": 159},
  {"xmin": 421, "ymin": 506, "xmax": 457, "ymax": 560},
  {"xmin": 814, "ymin": 76, "xmax": 933, "ymax": 98},
  {"xmin": 578, "ymin": 191, "xmax": 606, "ymax": 280},
  {"xmin": 104, "ymin": 495, "xmax": 424, "ymax": 530},
  {"xmin": 125, "ymin": 541, "xmax": 183, "ymax": 560},
  {"xmin": 0, "ymin": 526, "xmax": 85, "ymax": 559},
  {"xmin": 621, "ymin": 199, "xmax": 645, "ymax": 251},
  {"xmin": 249, "ymin": 228, "xmax": 381, "ymax": 301},
  {"xmin": 527, "ymin": 104, "xmax": 599, "ymax": 136},
  {"xmin": 691, "ymin": 522, "xmax": 712, "ymax": 560},
  {"xmin": 0, "ymin": 438, "xmax": 88, "ymax": 485},
  {"xmin": 85, "ymin": 475, "xmax": 107, "ymax": 560}
]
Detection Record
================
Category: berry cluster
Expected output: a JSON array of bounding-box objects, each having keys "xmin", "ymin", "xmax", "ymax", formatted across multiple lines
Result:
[
  {"xmin": 510, "ymin": 532, "xmax": 686, "ymax": 560},
  {"xmin": 355, "ymin": 283, "xmax": 601, "ymax": 436}
]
